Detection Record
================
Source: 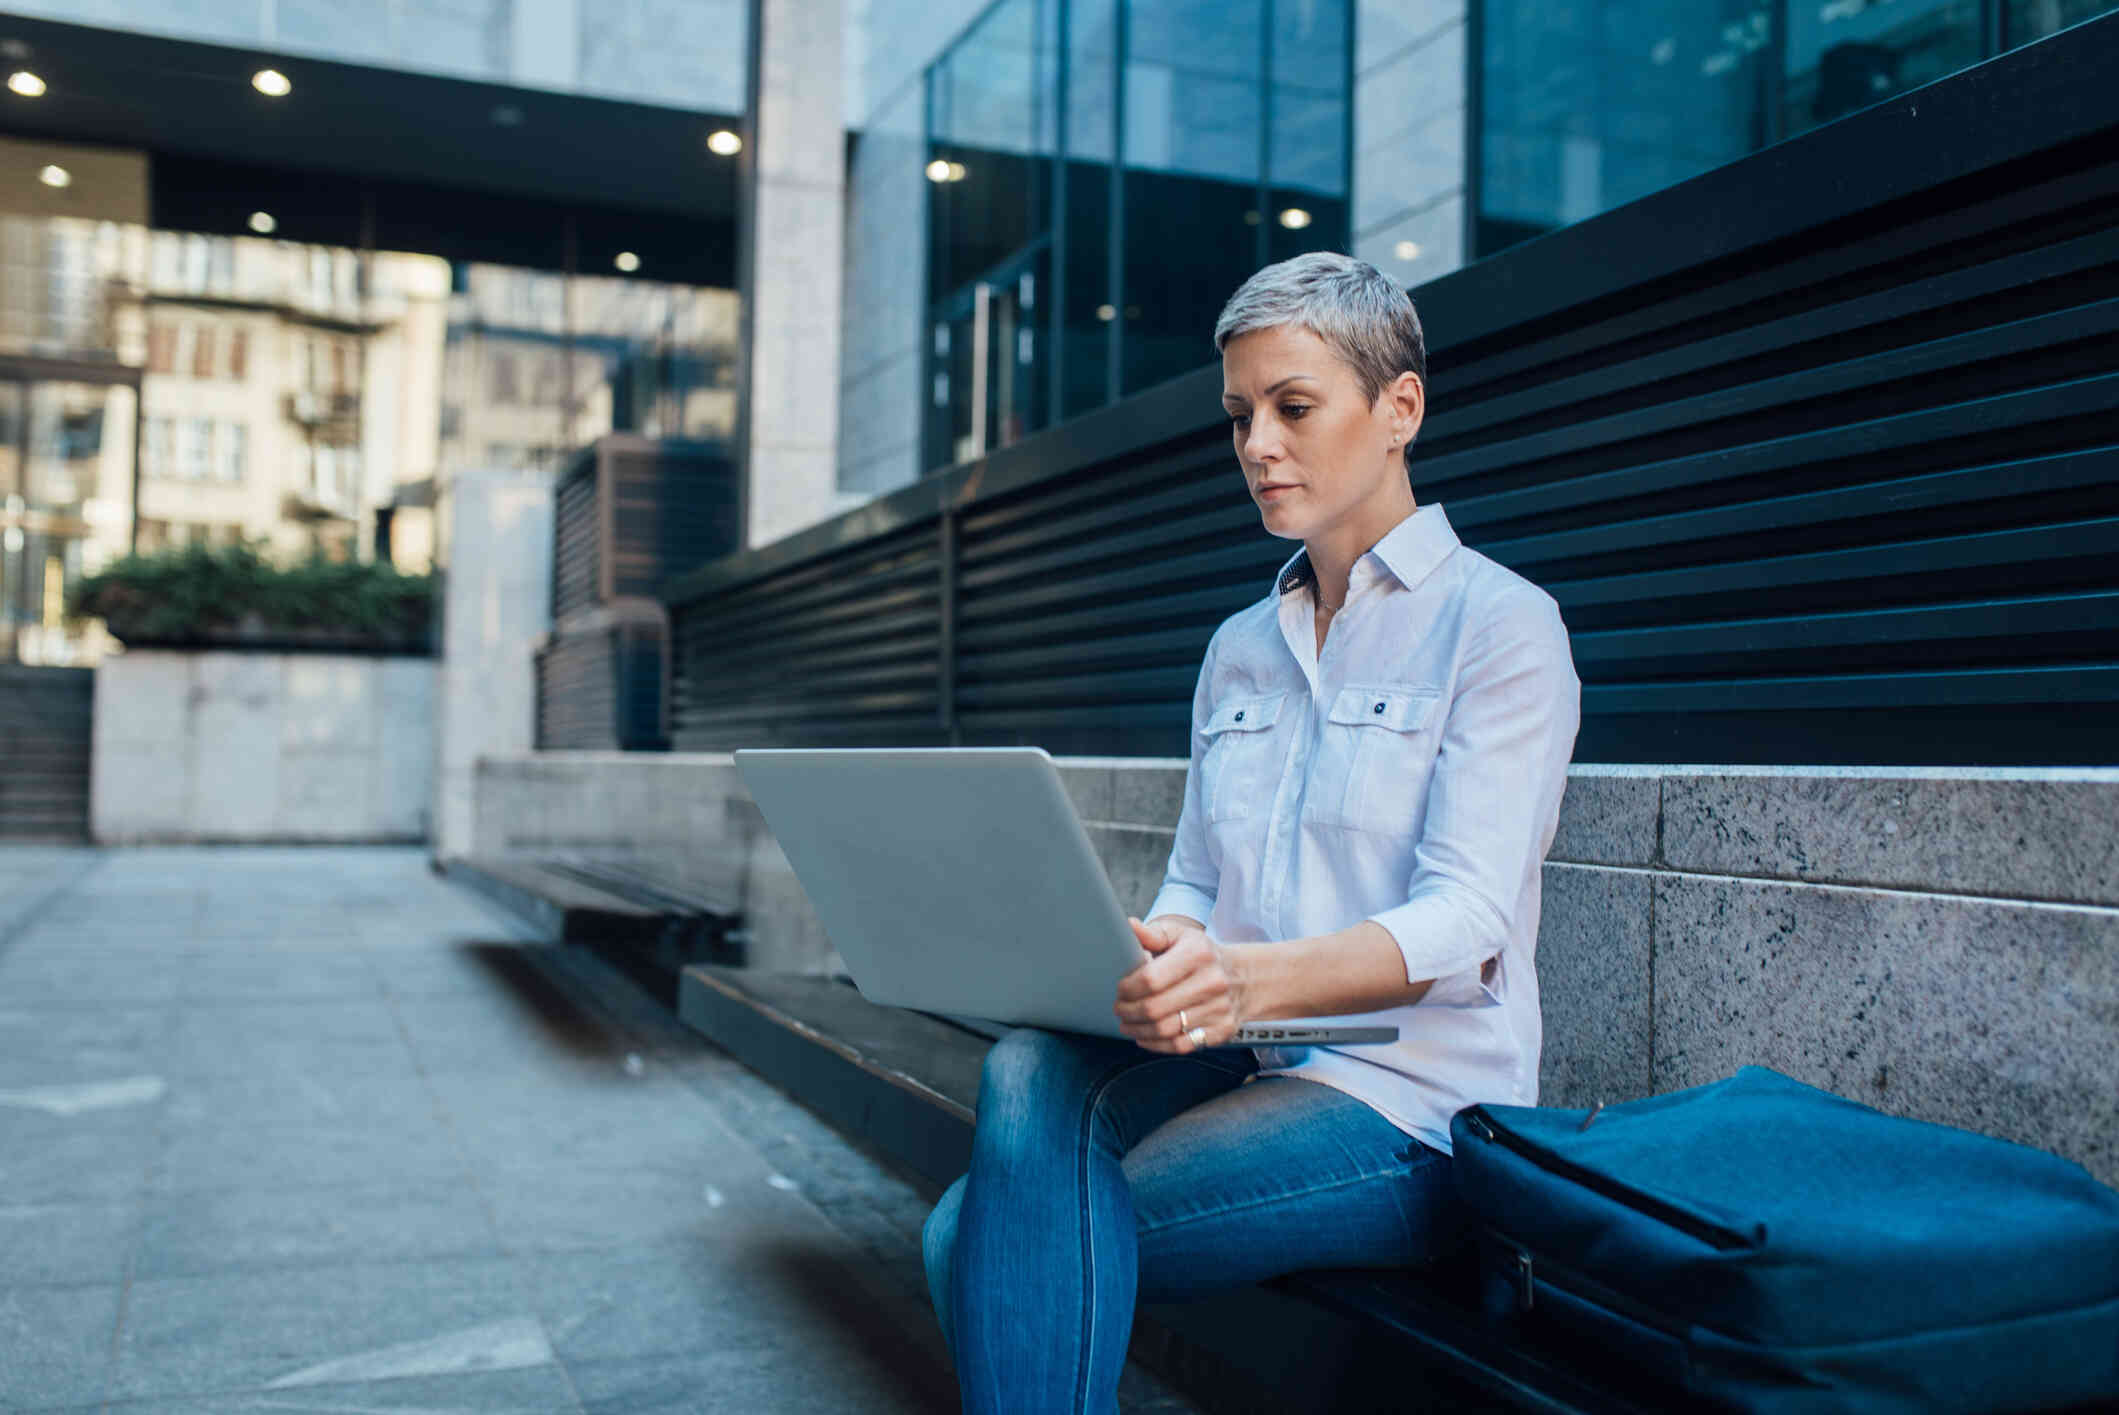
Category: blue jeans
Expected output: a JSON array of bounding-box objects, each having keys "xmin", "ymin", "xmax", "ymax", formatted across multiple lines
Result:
[{"xmin": 922, "ymin": 1028, "xmax": 1460, "ymax": 1414}]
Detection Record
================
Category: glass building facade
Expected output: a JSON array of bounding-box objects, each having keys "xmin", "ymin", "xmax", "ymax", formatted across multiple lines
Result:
[
  {"xmin": 920, "ymin": 0, "xmax": 1352, "ymax": 473},
  {"xmin": 1476, "ymin": 0, "xmax": 2119, "ymax": 257}
]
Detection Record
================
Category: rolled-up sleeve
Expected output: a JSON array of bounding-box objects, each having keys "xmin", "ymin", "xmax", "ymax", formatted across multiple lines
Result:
[
  {"xmin": 1147, "ymin": 631, "xmax": 1222, "ymax": 926},
  {"xmin": 1369, "ymin": 590, "xmax": 1580, "ymax": 986}
]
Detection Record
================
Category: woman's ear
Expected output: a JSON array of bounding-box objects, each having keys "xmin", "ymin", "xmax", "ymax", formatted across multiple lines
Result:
[{"xmin": 1388, "ymin": 370, "xmax": 1425, "ymax": 448}]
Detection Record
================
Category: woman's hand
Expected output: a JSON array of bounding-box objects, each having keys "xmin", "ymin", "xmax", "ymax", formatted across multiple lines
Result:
[{"xmin": 1114, "ymin": 916, "xmax": 1251, "ymax": 1053}]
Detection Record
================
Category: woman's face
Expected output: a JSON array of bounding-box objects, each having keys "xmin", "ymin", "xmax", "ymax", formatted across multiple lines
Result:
[{"xmin": 1220, "ymin": 323, "xmax": 1420, "ymax": 545}]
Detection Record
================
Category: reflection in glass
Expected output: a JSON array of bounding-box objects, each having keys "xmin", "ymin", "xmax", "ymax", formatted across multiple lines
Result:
[
  {"xmin": 1060, "ymin": 0, "xmax": 1119, "ymax": 420},
  {"xmin": 1784, "ymin": 0, "xmax": 1979, "ymax": 137},
  {"xmin": 922, "ymin": 0, "xmax": 1351, "ymax": 463},
  {"xmin": 1481, "ymin": 2, "xmax": 1770, "ymax": 255},
  {"xmin": 2004, "ymin": 0, "xmax": 2119, "ymax": 43}
]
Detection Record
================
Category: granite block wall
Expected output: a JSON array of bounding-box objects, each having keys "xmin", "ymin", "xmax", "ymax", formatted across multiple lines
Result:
[{"xmin": 464, "ymin": 753, "xmax": 2119, "ymax": 1186}]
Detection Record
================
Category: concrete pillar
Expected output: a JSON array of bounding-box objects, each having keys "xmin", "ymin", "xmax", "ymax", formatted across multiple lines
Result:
[
  {"xmin": 510, "ymin": 0, "xmax": 582, "ymax": 90},
  {"xmin": 740, "ymin": 0, "xmax": 855, "ymax": 548},
  {"xmin": 431, "ymin": 466, "xmax": 553, "ymax": 860}
]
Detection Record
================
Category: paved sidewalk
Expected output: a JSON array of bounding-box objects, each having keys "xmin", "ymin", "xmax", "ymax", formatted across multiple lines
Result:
[{"xmin": 0, "ymin": 847, "xmax": 1200, "ymax": 1414}]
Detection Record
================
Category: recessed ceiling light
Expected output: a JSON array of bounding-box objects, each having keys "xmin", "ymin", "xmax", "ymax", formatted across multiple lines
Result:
[
  {"xmin": 614, "ymin": 251, "xmax": 641, "ymax": 273},
  {"xmin": 248, "ymin": 211, "xmax": 277, "ymax": 234},
  {"xmin": 1096, "ymin": 304, "xmax": 1116, "ymax": 322},
  {"xmin": 252, "ymin": 68, "xmax": 291, "ymax": 97},
  {"xmin": 1278, "ymin": 207, "xmax": 1312, "ymax": 230},
  {"xmin": 37, "ymin": 164, "xmax": 69, "ymax": 188},
  {"xmin": 1394, "ymin": 240, "xmax": 1422, "ymax": 261},
  {"xmin": 926, "ymin": 159, "xmax": 951, "ymax": 183},
  {"xmin": 706, "ymin": 129, "xmax": 742, "ymax": 156},
  {"xmin": 947, "ymin": 161, "xmax": 966, "ymax": 181},
  {"xmin": 7, "ymin": 70, "xmax": 45, "ymax": 97}
]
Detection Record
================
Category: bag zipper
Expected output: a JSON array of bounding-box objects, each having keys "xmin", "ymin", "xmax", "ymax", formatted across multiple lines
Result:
[
  {"xmin": 1463, "ymin": 1107, "xmax": 1762, "ymax": 1253},
  {"xmin": 1483, "ymin": 1225, "xmax": 1695, "ymax": 1341}
]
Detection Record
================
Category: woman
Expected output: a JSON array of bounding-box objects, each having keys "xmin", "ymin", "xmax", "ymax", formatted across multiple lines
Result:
[{"xmin": 922, "ymin": 251, "xmax": 1581, "ymax": 1413}]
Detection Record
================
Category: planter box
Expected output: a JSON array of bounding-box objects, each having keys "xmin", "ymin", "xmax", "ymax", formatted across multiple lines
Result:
[
  {"xmin": 91, "ymin": 649, "xmax": 436, "ymax": 843},
  {"xmin": 100, "ymin": 619, "xmax": 433, "ymax": 657}
]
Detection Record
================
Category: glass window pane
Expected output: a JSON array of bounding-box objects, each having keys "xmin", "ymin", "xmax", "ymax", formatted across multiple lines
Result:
[
  {"xmin": 1121, "ymin": 0, "xmax": 1267, "ymax": 397},
  {"xmin": 1784, "ymin": 0, "xmax": 1981, "ymax": 138},
  {"xmin": 2004, "ymin": 0, "xmax": 2119, "ymax": 45},
  {"xmin": 1479, "ymin": 2, "xmax": 1770, "ymax": 256},
  {"xmin": 1060, "ymin": 0, "xmax": 1119, "ymax": 419},
  {"xmin": 929, "ymin": 0, "xmax": 1058, "ymax": 300}
]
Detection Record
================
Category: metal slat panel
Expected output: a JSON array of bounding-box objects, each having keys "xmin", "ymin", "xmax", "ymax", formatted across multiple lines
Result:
[{"xmin": 652, "ymin": 31, "xmax": 2119, "ymax": 764}]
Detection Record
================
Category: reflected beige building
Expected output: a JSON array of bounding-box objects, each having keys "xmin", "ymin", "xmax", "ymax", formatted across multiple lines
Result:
[{"xmin": 0, "ymin": 130, "xmax": 738, "ymax": 666}]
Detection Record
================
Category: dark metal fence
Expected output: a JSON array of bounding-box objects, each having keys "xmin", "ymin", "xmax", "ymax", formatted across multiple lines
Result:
[
  {"xmin": 539, "ymin": 435, "xmax": 739, "ymax": 750},
  {"xmin": 667, "ymin": 18, "xmax": 2119, "ymax": 765}
]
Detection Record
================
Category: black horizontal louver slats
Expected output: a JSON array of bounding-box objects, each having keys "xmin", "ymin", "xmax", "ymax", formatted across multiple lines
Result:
[
  {"xmin": 552, "ymin": 461, "xmax": 601, "ymax": 622},
  {"xmin": 655, "ymin": 22, "xmax": 2119, "ymax": 765},
  {"xmin": 669, "ymin": 523, "xmax": 947, "ymax": 751},
  {"xmin": 541, "ymin": 437, "xmax": 736, "ymax": 753}
]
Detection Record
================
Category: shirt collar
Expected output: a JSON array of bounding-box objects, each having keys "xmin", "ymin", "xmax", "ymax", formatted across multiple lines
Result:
[{"xmin": 1274, "ymin": 502, "xmax": 1460, "ymax": 600}]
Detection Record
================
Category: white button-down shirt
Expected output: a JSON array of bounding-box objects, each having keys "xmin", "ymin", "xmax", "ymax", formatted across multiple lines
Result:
[{"xmin": 1146, "ymin": 502, "xmax": 1581, "ymax": 1154}]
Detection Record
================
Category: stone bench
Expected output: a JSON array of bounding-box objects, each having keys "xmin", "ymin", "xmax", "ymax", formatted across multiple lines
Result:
[
  {"xmin": 676, "ymin": 964, "xmax": 1667, "ymax": 1414},
  {"xmin": 442, "ymin": 853, "xmax": 743, "ymax": 1006}
]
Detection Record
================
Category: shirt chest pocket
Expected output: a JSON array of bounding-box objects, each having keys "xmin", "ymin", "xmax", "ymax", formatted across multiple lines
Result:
[
  {"xmin": 1198, "ymin": 691, "xmax": 1285, "ymax": 823},
  {"xmin": 1302, "ymin": 684, "xmax": 1443, "ymax": 835}
]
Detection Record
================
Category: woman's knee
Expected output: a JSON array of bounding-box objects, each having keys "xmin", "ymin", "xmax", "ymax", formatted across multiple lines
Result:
[{"xmin": 976, "ymin": 1026, "xmax": 1118, "ymax": 1121}]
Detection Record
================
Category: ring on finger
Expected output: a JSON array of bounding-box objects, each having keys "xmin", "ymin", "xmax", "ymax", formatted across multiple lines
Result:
[
  {"xmin": 1188, "ymin": 1025, "xmax": 1207, "ymax": 1050},
  {"xmin": 1178, "ymin": 1008, "xmax": 1189, "ymax": 1033}
]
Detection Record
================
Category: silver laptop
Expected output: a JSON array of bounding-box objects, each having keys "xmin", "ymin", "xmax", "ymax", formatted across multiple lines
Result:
[{"xmin": 733, "ymin": 747, "xmax": 1397, "ymax": 1047}]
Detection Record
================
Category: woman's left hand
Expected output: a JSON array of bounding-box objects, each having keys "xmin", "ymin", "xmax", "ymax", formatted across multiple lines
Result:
[{"xmin": 1114, "ymin": 916, "xmax": 1251, "ymax": 1053}]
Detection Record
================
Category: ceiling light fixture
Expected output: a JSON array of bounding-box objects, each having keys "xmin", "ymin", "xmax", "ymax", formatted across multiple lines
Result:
[
  {"xmin": 614, "ymin": 251, "xmax": 641, "ymax": 273},
  {"xmin": 707, "ymin": 129, "xmax": 742, "ymax": 156},
  {"xmin": 38, "ymin": 164, "xmax": 69, "ymax": 188},
  {"xmin": 1096, "ymin": 304, "xmax": 1116, "ymax": 322},
  {"xmin": 1278, "ymin": 207, "xmax": 1312, "ymax": 230},
  {"xmin": 7, "ymin": 70, "xmax": 45, "ymax": 97},
  {"xmin": 248, "ymin": 211, "xmax": 277, "ymax": 234},
  {"xmin": 1394, "ymin": 240, "xmax": 1422, "ymax": 261},
  {"xmin": 252, "ymin": 68, "xmax": 291, "ymax": 97}
]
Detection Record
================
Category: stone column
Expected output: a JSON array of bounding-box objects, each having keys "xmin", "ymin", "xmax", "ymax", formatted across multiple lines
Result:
[
  {"xmin": 740, "ymin": 0, "xmax": 854, "ymax": 548},
  {"xmin": 431, "ymin": 466, "xmax": 553, "ymax": 860}
]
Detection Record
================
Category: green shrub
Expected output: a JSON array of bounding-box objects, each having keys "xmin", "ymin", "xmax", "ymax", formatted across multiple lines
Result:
[{"xmin": 71, "ymin": 543, "xmax": 435, "ymax": 648}]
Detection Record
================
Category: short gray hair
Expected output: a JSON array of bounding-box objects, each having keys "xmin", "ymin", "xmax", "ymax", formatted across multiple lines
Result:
[{"xmin": 1213, "ymin": 252, "xmax": 1426, "ymax": 465}]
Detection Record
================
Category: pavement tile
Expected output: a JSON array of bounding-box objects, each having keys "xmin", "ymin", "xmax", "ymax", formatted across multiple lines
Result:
[
  {"xmin": 0, "ymin": 1282, "xmax": 120, "ymax": 1408},
  {"xmin": 525, "ymin": 1240, "xmax": 900, "ymax": 1366},
  {"xmin": 111, "ymin": 1256, "xmax": 540, "ymax": 1401},
  {"xmin": 160, "ymin": 1000, "xmax": 412, "ymax": 1079},
  {"xmin": 0, "ymin": 950, "xmax": 186, "ymax": 1004},
  {"xmin": 158, "ymin": 1067, "xmax": 437, "ymax": 1135},
  {"xmin": 0, "ymin": 1003, "xmax": 170, "ymax": 1087},
  {"xmin": 94, "ymin": 1364, "xmax": 585, "ymax": 1412},
  {"xmin": 152, "ymin": 1112, "xmax": 469, "ymax": 1195},
  {"xmin": 0, "ymin": 1197, "xmax": 140, "ymax": 1287},
  {"xmin": 478, "ymin": 1168, "xmax": 838, "ymax": 1256},
  {"xmin": 136, "ymin": 1181, "xmax": 501, "ymax": 1279},
  {"xmin": 0, "ymin": 1110, "xmax": 158, "ymax": 1201},
  {"xmin": 568, "ymin": 1345, "xmax": 951, "ymax": 1415},
  {"xmin": 173, "ymin": 950, "xmax": 384, "ymax": 1003}
]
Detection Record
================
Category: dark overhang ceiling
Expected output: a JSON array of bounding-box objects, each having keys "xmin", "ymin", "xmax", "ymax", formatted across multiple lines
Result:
[{"xmin": 0, "ymin": 12, "xmax": 742, "ymax": 284}]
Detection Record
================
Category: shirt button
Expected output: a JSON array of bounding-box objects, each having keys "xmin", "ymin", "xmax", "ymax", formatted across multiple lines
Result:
[
  {"xmin": 1374, "ymin": 701, "xmax": 1386, "ymax": 714},
  {"xmin": 1234, "ymin": 710, "xmax": 1244, "ymax": 722}
]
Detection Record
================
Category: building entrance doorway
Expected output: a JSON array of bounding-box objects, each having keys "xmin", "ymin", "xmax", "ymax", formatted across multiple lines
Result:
[{"xmin": 929, "ymin": 247, "xmax": 1048, "ymax": 468}]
